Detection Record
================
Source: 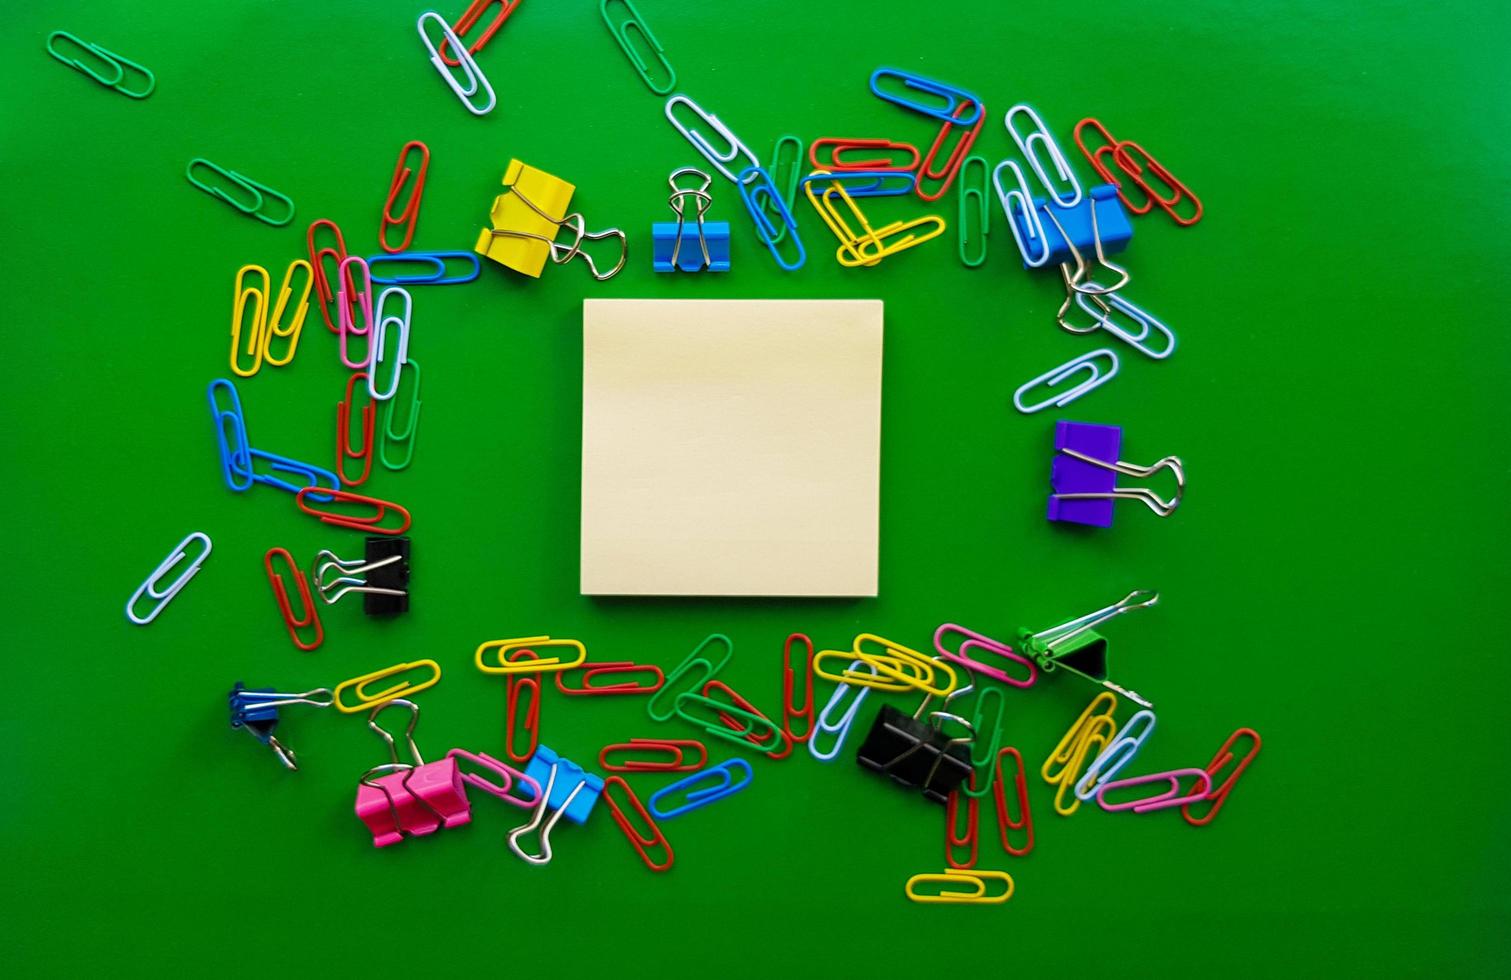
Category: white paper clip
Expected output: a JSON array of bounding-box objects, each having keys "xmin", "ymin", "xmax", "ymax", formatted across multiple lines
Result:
[
  {"xmin": 1013, "ymin": 349, "xmax": 1119, "ymax": 414},
  {"xmin": 664, "ymin": 94, "xmax": 760, "ymax": 185},
  {"xmin": 417, "ymin": 11, "xmax": 496, "ymax": 116},
  {"xmin": 125, "ymin": 532, "xmax": 212, "ymax": 625},
  {"xmin": 1004, "ymin": 104, "xmax": 1082, "ymax": 208},
  {"xmin": 992, "ymin": 159, "xmax": 1051, "ymax": 268},
  {"xmin": 369, "ymin": 287, "xmax": 412, "ymax": 401}
]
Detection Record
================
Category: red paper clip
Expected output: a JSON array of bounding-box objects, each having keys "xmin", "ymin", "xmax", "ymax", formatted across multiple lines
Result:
[
  {"xmin": 295, "ymin": 487, "xmax": 411, "ymax": 535},
  {"xmin": 263, "ymin": 546, "xmax": 323, "ymax": 651},
  {"xmin": 1073, "ymin": 117, "xmax": 1201, "ymax": 225},
  {"xmin": 602, "ymin": 775, "xmax": 674, "ymax": 872},
  {"xmin": 505, "ymin": 649, "xmax": 541, "ymax": 763},
  {"xmin": 808, "ymin": 138, "xmax": 921, "ymax": 172},
  {"xmin": 992, "ymin": 746, "xmax": 1034, "ymax": 856},
  {"xmin": 782, "ymin": 633, "xmax": 815, "ymax": 743},
  {"xmin": 379, "ymin": 140, "xmax": 430, "ymax": 254},
  {"xmin": 946, "ymin": 779, "xmax": 980, "ymax": 869},
  {"xmin": 916, "ymin": 99, "xmax": 984, "ymax": 202},
  {"xmin": 336, "ymin": 371, "xmax": 376, "ymax": 486},
  {"xmin": 599, "ymin": 738, "xmax": 707, "ymax": 773},
  {"xmin": 554, "ymin": 661, "xmax": 665, "ymax": 696},
  {"xmin": 1181, "ymin": 727, "xmax": 1261, "ymax": 827},
  {"xmin": 306, "ymin": 218, "xmax": 349, "ymax": 333},
  {"xmin": 439, "ymin": 0, "xmax": 521, "ymax": 67},
  {"xmin": 702, "ymin": 679, "xmax": 791, "ymax": 760}
]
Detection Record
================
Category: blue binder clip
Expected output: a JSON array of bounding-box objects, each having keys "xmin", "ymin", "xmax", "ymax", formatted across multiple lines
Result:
[
  {"xmin": 228, "ymin": 682, "xmax": 334, "ymax": 770},
  {"xmin": 653, "ymin": 167, "xmax": 730, "ymax": 272},
  {"xmin": 1007, "ymin": 184, "xmax": 1133, "ymax": 269},
  {"xmin": 522, "ymin": 745, "xmax": 604, "ymax": 824},
  {"xmin": 869, "ymin": 68, "xmax": 982, "ymax": 126}
]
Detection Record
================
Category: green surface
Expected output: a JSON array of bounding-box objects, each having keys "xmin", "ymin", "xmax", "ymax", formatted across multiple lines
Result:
[{"xmin": 4, "ymin": 0, "xmax": 1509, "ymax": 976}]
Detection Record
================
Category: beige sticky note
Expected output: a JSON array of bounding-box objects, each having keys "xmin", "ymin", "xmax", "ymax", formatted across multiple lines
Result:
[{"xmin": 581, "ymin": 299, "xmax": 883, "ymax": 597}]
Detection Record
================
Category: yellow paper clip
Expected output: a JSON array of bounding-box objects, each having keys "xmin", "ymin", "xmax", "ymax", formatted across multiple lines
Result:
[
  {"xmin": 813, "ymin": 649, "xmax": 927, "ymax": 693},
  {"xmin": 803, "ymin": 171, "xmax": 947, "ymax": 268},
  {"xmin": 333, "ymin": 659, "xmax": 442, "ymax": 713},
  {"xmin": 262, "ymin": 259, "xmax": 313, "ymax": 367},
  {"xmin": 475, "ymin": 635, "xmax": 589, "ymax": 675},
  {"xmin": 229, "ymin": 265, "xmax": 270, "ymax": 378},
  {"xmin": 1041, "ymin": 692, "xmax": 1119, "ymax": 815},
  {"xmin": 854, "ymin": 633, "xmax": 959, "ymax": 696},
  {"xmin": 473, "ymin": 159, "xmax": 577, "ymax": 277},
  {"xmin": 905, "ymin": 868, "xmax": 1015, "ymax": 905}
]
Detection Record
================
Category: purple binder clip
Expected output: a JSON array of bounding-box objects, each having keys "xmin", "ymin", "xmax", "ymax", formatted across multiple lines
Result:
[{"xmin": 1047, "ymin": 421, "xmax": 1184, "ymax": 527}]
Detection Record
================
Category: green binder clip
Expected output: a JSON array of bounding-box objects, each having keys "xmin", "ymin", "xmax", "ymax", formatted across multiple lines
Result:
[
  {"xmin": 186, "ymin": 158, "xmax": 296, "ymax": 227},
  {"xmin": 1016, "ymin": 590, "xmax": 1158, "ymax": 707},
  {"xmin": 46, "ymin": 31, "xmax": 155, "ymax": 99}
]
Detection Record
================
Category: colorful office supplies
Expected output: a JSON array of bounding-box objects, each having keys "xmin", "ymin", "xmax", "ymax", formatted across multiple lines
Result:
[
  {"xmin": 1006, "ymin": 184, "xmax": 1133, "ymax": 269},
  {"xmin": 992, "ymin": 747, "xmax": 1034, "ymax": 856},
  {"xmin": 380, "ymin": 359, "xmax": 421, "ymax": 471},
  {"xmin": 1048, "ymin": 421, "xmax": 1185, "ymax": 526},
  {"xmin": 474, "ymin": 159, "xmax": 626, "ymax": 279},
  {"xmin": 962, "ymin": 687, "xmax": 1006, "ymax": 799},
  {"xmin": 857, "ymin": 699, "xmax": 974, "ymax": 804},
  {"xmin": 186, "ymin": 159, "xmax": 294, "ymax": 226},
  {"xmin": 313, "ymin": 537, "xmax": 410, "ymax": 615},
  {"xmin": 854, "ymin": 633, "xmax": 959, "ymax": 696},
  {"xmin": 307, "ymin": 219, "xmax": 349, "ymax": 332},
  {"xmin": 933, "ymin": 624, "xmax": 1037, "ymax": 688},
  {"xmin": 917, "ymin": 99, "xmax": 985, "ymax": 201},
  {"xmin": 336, "ymin": 256, "xmax": 374, "ymax": 370},
  {"xmin": 782, "ymin": 633, "xmax": 816, "ymax": 743},
  {"xmin": 647, "ymin": 634, "xmax": 733, "ymax": 722},
  {"xmin": 675, "ymin": 682, "xmax": 790, "ymax": 758},
  {"xmin": 46, "ymin": 31, "xmax": 155, "ymax": 98},
  {"xmin": 1013, "ymin": 348, "xmax": 1120, "ymax": 414},
  {"xmin": 649, "ymin": 758, "xmax": 752, "ymax": 818},
  {"xmin": 1182, "ymin": 727, "xmax": 1261, "ymax": 826},
  {"xmin": 229, "ymin": 265, "xmax": 270, "ymax": 378},
  {"xmin": 808, "ymin": 660, "xmax": 875, "ymax": 762},
  {"xmin": 809, "ymin": 138, "xmax": 921, "ymax": 172},
  {"xmin": 1074, "ymin": 708, "xmax": 1155, "ymax": 801},
  {"xmin": 264, "ymin": 547, "xmax": 323, "ymax": 651},
  {"xmin": 1098, "ymin": 768, "xmax": 1213, "ymax": 813},
  {"xmin": 296, "ymin": 487, "xmax": 412, "ymax": 535},
  {"xmin": 333, "ymin": 660, "xmax": 441, "ymax": 714},
  {"xmin": 125, "ymin": 531, "xmax": 211, "ymax": 625},
  {"xmin": 505, "ymin": 650, "xmax": 541, "ymax": 762},
  {"xmin": 241, "ymin": 449, "xmax": 340, "ymax": 500},
  {"xmin": 416, "ymin": 10, "xmax": 495, "ymax": 115},
  {"xmin": 379, "ymin": 140, "xmax": 429, "ymax": 253},
  {"xmin": 993, "ymin": 159, "xmax": 1052, "ymax": 267},
  {"xmin": 229, "ymin": 683, "xmax": 332, "ymax": 769},
  {"xmin": 957, "ymin": 155, "xmax": 989, "ymax": 266},
  {"xmin": 208, "ymin": 378, "xmax": 253, "ymax": 490},
  {"xmin": 803, "ymin": 171, "xmax": 944, "ymax": 268},
  {"xmin": 769, "ymin": 135, "xmax": 805, "ymax": 207},
  {"xmin": 554, "ymin": 662, "xmax": 665, "ymax": 695},
  {"xmin": 335, "ymin": 371, "xmax": 375, "ymax": 486},
  {"xmin": 946, "ymin": 780, "xmax": 979, "ymax": 868},
  {"xmin": 737, "ymin": 165, "xmax": 806, "ymax": 270},
  {"xmin": 1074, "ymin": 117, "xmax": 1202, "ymax": 226},
  {"xmin": 665, "ymin": 95, "xmax": 760, "ymax": 185},
  {"xmin": 602, "ymin": 776, "xmax": 674, "ymax": 872},
  {"xmin": 369, "ymin": 288, "xmax": 411, "ymax": 401},
  {"xmin": 507, "ymin": 760, "xmax": 585, "ymax": 865},
  {"xmin": 1017, "ymin": 590, "xmax": 1157, "ymax": 707},
  {"xmin": 1005, "ymin": 104, "xmax": 1081, "ymax": 207},
  {"xmin": 367, "ymin": 252, "xmax": 480, "ymax": 285},
  {"xmin": 521, "ymin": 745, "xmax": 603, "ymax": 824},
  {"xmin": 1062, "ymin": 289, "xmax": 1177, "ymax": 359},
  {"xmin": 905, "ymin": 868, "xmax": 1013, "ymax": 905},
  {"xmin": 263, "ymin": 261, "xmax": 313, "ymax": 366},
  {"xmin": 599, "ymin": 738, "xmax": 707, "ymax": 772},
  {"xmin": 355, "ymin": 699, "xmax": 470, "ymax": 847},
  {"xmin": 1041, "ymin": 692, "xmax": 1119, "ymax": 816},
  {"xmin": 476, "ymin": 635, "xmax": 589, "ymax": 675},
  {"xmin": 601, "ymin": 0, "xmax": 675, "ymax": 95},
  {"xmin": 653, "ymin": 168, "xmax": 730, "ymax": 272},
  {"xmin": 869, "ymin": 69, "xmax": 982, "ymax": 126},
  {"xmin": 447, "ymin": 748, "xmax": 540, "ymax": 809},
  {"xmin": 438, "ymin": 0, "xmax": 521, "ymax": 67}
]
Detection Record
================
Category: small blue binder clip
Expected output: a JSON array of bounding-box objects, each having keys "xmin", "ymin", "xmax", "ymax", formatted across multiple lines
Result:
[
  {"xmin": 228, "ymin": 682, "xmax": 333, "ymax": 770},
  {"xmin": 522, "ymin": 745, "xmax": 604, "ymax": 824},
  {"xmin": 1007, "ymin": 183, "xmax": 1133, "ymax": 268},
  {"xmin": 869, "ymin": 68, "xmax": 982, "ymax": 126},
  {"xmin": 653, "ymin": 167, "xmax": 730, "ymax": 272}
]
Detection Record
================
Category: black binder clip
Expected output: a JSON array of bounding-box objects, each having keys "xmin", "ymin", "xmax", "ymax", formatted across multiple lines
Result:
[
  {"xmin": 314, "ymin": 537, "xmax": 410, "ymax": 615},
  {"xmin": 856, "ymin": 690, "xmax": 975, "ymax": 805}
]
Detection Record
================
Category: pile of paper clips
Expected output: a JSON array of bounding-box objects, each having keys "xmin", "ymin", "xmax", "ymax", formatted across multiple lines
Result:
[{"xmin": 88, "ymin": 1, "xmax": 1250, "ymax": 907}]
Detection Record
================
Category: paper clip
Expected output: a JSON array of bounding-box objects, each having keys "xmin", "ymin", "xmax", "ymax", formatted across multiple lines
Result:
[
  {"xmin": 674, "ymin": 685, "xmax": 790, "ymax": 758},
  {"xmin": 1074, "ymin": 118, "xmax": 1201, "ymax": 225},
  {"xmin": 416, "ymin": 10, "xmax": 495, "ymax": 115},
  {"xmin": 770, "ymin": 135, "xmax": 805, "ymax": 207},
  {"xmin": 243, "ymin": 450, "xmax": 340, "ymax": 500},
  {"xmin": 599, "ymin": 738, "xmax": 707, "ymax": 772},
  {"xmin": 917, "ymin": 100, "xmax": 985, "ymax": 202},
  {"xmin": 380, "ymin": 359, "xmax": 421, "ymax": 471},
  {"xmin": 447, "ymin": 748, "xmax": 539, "ymax": 808},
  {"xmin": 505, "ymin": 650, "xmax": 541, "ymax": 763},
  {"xmin": 313, "ymin": 538, "xmax": 409, "ymax": 614},
  {"xmin": 507, "ymin": 762, "xmax": 584, "ymax": 865},
  {"xmin": 992, "ymin": 159, "xmax": 1051, "ymax": 267},
  {"xmin": 438, "ymin": 0, "xmax": 520, "ymax": 66},
  {"xmin": 601, "ymin": 0, "xmax": 676, "ymax": 95},
  {"xmin": 125, "ymin": 532, "xmax": 211, "ymax": 625},
  {"xmin": 855, "ymin": 633, "xmax": 959, "ymax": 697},
  {"xmin": 602, "ymin": 776, "xmax": 674, "ymax": 872},
  {"xmin": 1064, "ymin": 290, "xmax": 1177, "ymax": 359},
  {"xmin": 813, "ymin": 647, "xmax": 929, "ymax": 693},
  {"xmin": 379, "ymin": 141, "xmax": 429, "ymax": 254},
  {"xmin": 296, "ymin": 487, "xmax": 411, "ymax": 535},
  {"xmin": 809, "ymin": 138, "xmax": 921, "ymax": 172},
  {"xmin": 1004, "ymin": 104, "xmax": 1082, "ymax": 208},
  {"xmin": 555, "ymin": 662, "xmax": 665, "ymax": 695},
  {"xmin": 992, "ymin": 747, "xmax": 1034, "ymax": 855},
  {"xmin": 804, "ymin": 170, "xmax": 916, "ymax": 198},
  {"xmin": 783, "ymin": 633, "xmax": 816, "ymax": 743},
  {"xmin": 1075, "ymin": 708, "xmax": 1155, "ymax": 800},
  {"xmin": 476, "ymin": 636, "xmax": 589, "ymax": 675},
  {"xmin": 808, "ymin": 660, "xmax": 875, "ymax": 762},
  {"xmin": 905, "ymin": 868, "xmax": 1013, "ymax": 905},
  {"xmin": 264, "ymin": 547, "xmax": 323, "ymax": 651},
  {"xmin": 186, "ymin": 159, "xmax": 294, "ymax": 226},
  {"xmin": 869, "ymin": 69, "xmax": 982, "ymax": 126},
  {"xmin": 1073, "ymin": 117, "xmax": 1151, "ymax": 213},
  {"xmin": 1012, "ymin": 348, "xmax": 1119, "ymax": 415},
  {"xmin": 962, "ymin": 687, "xmax": 1006, "ymax": 800},
  {"xmin": 335, "ymin": 372, "xmax": 376, "ymax": 486},
  {"xmin": 208, "ymin": 378, "xmax": 253, "ymax": 491},
  {"xmin": 933, "ymin": 624, "xmax": 1036, "ymax": 688},
  {"xmin": 229, "ymin": 682, "xmax": 332, "ymax": 770},
  {"xmin": 702, "ymin": 678, "xmax": 791, "ymax": 758},
  {"xmin": 647, "ymin": 633, "xmax": 733, "ymax": 722},
  {"xmin": 649, "ymin": 758, "xmax": 753, "ymax": 819},
  {"xmin": 307, "ymin": 219, "xmax": 348, "ymax": 333},
  {"xmin": 1018, "ymin": 590, "xmax": 1157, "ymax": 707},
  {"xmin": 46, "ymin": 31, "xmax": 155, "ymax": 99},
  {"xmin": 334, "ymin": 660, "xmax": 441, "ymax": 714},
  {"xmin": 945, "ymin": 779, "xmax": 979, "ymax": 869},
  {"xmin": 737, "ymin": 165, "xmax": 806, "ymax": 270},
  {"xmin": 803, "ymin": 173, "xmax": 944, "ymax": 268},
  {"xmin": 1099, "ymin": 768, "xmax": 1212, "ymax": 814},
  {"xmin": 1182, "ymin": 727, "xmax": 1261, "ymax": 826},
  {"xmin": 1042, "ymin": 692, "xmax": 1119, "ymax": 816},
  {"xmin": 336, "ymin": 256, "xmax": 374, "ymax": 370},
  {"xmin": 262, "ymin": 260, "xmax": 313, "ymax": 367},
  {"xmin": 1049, "ymin": 421, "xmax": 1185, "ymax": 525},
  {"xmin": 665, "ymin": 95, "xmax": 760, "ymax": 185},
  {"xmin": 368, "ymin": 288, "xmax": 411, "ymax": 402},
  {"xmin": 368, "ymin": 251, "xmax": 480, "ymax": 285},
  {"xmin": 957, "ymin": 155, "xmax": 989, "ymax": 267},
  {"xmin": 229, "ymin": 265, "xmax": 270, "ymax": 378}
]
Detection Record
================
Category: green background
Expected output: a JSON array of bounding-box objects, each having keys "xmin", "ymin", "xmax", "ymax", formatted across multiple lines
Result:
[{"xmin": 4, "ymin": 0, "xmax": 1508, "ymax": 975}]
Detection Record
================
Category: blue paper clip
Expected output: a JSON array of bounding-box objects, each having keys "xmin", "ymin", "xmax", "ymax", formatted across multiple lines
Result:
[
  {"xmin": 808, "ymin": 659, "xmax": 876, "ymax": 762},
  {"xmin": 208, "ymin": 378, "xmax": 253, "ymax": 491},
  {"xmin": 521, "ymin": 745, "xmax": 604, "ymax": 824},
  {"xmin": 799, "ymin": 170, "xmax": 915, "ymax": 199},
  {"xmin": 1007, "ymin": 184, "xmax": 1133, "ymax": 269},
  {"xmin": 1075, "ymin": 708, "xmax": 1156, "ymax": 800},
  {"xmin": 242, "ymin": 448, "xmax": 340, "ymax": 501},
  {"xmin": 869, "ymin": 68, "xmax": 982, "ymax": 126},
  {"xmin": 737, "ymin": 165, "xmax": 805, "ymax": 271},
  {"xmin": 649, "ymin": 758, "xmax": 753, "ymax": 818},
  {"xmin": 365, "ymin": 251, "xmax": 480, "ymax": 285}
]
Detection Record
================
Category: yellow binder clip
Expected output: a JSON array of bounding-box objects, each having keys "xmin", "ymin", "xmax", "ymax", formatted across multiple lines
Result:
[
  {"xmin": 333, "ymin": 659, "xmax": 442, "ymax": 713},
  {"xmin": 475, "ymin": 635, "xmax": 589, "ymax": 675},
  {"xmin": 803, "ymin": 170, "xmax": 946, "ymax": 268},
  {"xmin": 1041, "ymin": 691, "xmax": 1119, "ymax": 815},
  {"xmin": 854, "ymin": 633, "xmax": 958, "ymax": 697},
  {"xmin": 474, "ymin": 160, "xmax": 576, "ymax": 277},
  {"xmin": 905, "ymin": 868, "xmax": 1015, "ymax": 905},
  {"xmin": 813, "ymin": 648, "xmax": 928, "ymax": 693}
]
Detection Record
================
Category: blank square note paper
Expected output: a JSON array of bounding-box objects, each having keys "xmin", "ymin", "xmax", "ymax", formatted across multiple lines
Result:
[{"xmin": 581, "ymin": 299, "xmax": 884, "ymax": 597}]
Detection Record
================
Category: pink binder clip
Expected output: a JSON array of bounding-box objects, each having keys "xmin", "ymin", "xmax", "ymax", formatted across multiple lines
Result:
[
  {"xmin": 354, "ymin": 699, "xmax": 470, "ymax": 847},
  {"xmin": 933, "ymin": 623, "xmax": 1037, "ymax": 688},
  {"xmin": 1096, "ymin": 767, "xmax": 1213, "ymax": 814}
]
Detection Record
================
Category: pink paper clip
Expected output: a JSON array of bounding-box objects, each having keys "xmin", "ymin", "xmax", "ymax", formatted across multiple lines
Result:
[
  {"xmin": 1097, "ymin": 768, "xmax": 1213, "ymax": 814},
  {"xmin": 447, "ymin": 748, "xmax": 541, "ymax": 808},
  {"xmin": 337, "ymin": 255, "xmax": 374, "ymax": 370},
  {"xmin": 934, "ymin": 623, "xmax": 1037, "ymax": 688}
]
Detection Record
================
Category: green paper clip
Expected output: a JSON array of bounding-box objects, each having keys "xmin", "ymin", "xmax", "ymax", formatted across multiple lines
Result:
[
  {"xmin": 957, "ymin": 155, "xmax": 989, "ymax": 267},
  {"xmin": 962, "ymin": 686, "xmax": 1005, "ymax": 798},
  {"xmin": 185, "ymin": 159, "xmax": 295, "ymax": 227},
  {"xmin": 758, "ymin": 135, "xmax": 805, "ymax": 246},
  {"xmin": 647, "ymin": 633, "xmax": 732, "ymax": 723},
  {"xmin": 1017, "ymin": 589, "xmax": 1158, "ymax": 707},
  {"xmin": 46, "ymin": 31, "xmax": 155, "ymax": 99},
  {"xmin": 380, "ymin": 359, "xmax": 422, "ymax": 471},
  {"xmin": 600, "ymin": 0, "xmax": 676, "ymax": 95}
]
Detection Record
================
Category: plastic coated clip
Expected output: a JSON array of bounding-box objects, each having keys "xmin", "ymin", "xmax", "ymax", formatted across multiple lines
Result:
[
  {"xmin": 186, "ymin": 159, "xmax": 294, "ymax": 226},
  {"xmin": 295, "ymin": 487, "xmax": 412, "ymax": 535},
  {"xmin": 905, "ymin": 868, "xmax": 1014, "ymax": 904},
  {"xmin": 417, "ymin": 10, "xmax": 495, "ymax": 115},
  {"xmin": 1182, "ymin": 727, "xmax": 1261, "ymax": 826},
  {"xmin": 808, "ymin": 659, "xmax": 875, "ymax": 762},
  {"xmin": 665, "ymin": 94, "xmax": 760, "ymax": 185},
  {"xmin": 869, "ymin": 68, "xmax": 982, "ymax": 125},
  {"xmin": 738, "ymin": 164, "xmax": 806, "ymax": 270},
  {"xmin": 649, "ymin": 758, "xmax": 753, "ymax": 819},
  {"xmin": 602, "ymin": 775, "xmax": 674, "ymax": 872},
  {"xmin": 599, "ymin": 738, "xmax": 707, "ymax": 773},
  {"xmin": 1012, "ymin": 348, "xmax": 1119, "ymax": 414},
  {"xmin": 475, "ymin": 636, "xmax": 589, "ymax": 675},
  {"xmin": 264, "ymin": 547, "xmax": 323, "ymax": 651},
  {"xmin": 646, "ymin": 633, "xmax": 733, "ymax": 723},
  {"xmin": 368, "ymin": 251, "xmax": 481, "ymax": 285},
  {"xmin": 933, "ymin": 623, "xmax": 1036, "ymax": 688},
  {"xmin": 46, "ymin": 31, "xmax": 154, "ymax": 98},
  {"xmin": 125, "ymin": 532, "xmax": 211, "ymax": 625},
  {"xmin": 438, "ymin": 0, "xmax": 521, "ymax": 67},
  {"xmin": 601, "ymin": 0, "xmax": 675, "ymax": 95},
  {"xmin": 555, "ymin": 661, "xmax": 665, "ymax": 695},
  {"xmin": 1098, "ymin": 768, "xmax": 1213, "ymax": 813},
  {"xmin": 333, "ymin": 660, "xmax": 442, "ymax": 714},
  {"xmin": 379, "ymin": 140, "xmax": 430, "ymax": 254}
]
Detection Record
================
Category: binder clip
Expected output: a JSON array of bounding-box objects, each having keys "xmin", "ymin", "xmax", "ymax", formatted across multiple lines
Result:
[
  {"xmin": 1016, "ymin": 590, "xmax": 1158, "ymax": 707},
  {"xmin": 519, "ymin": 745, "xmax": 603, "ymax": 825},
  {"xmin": 354, "ymin": 699, "xmax": 470, "ymax": 848},
  {"xmin": 856, "ymin": 690, "xmax": 975, "ymax": 805},
  {"xmin": 313, "ymin": 537, "xmax": 410, "ymax": 615},
  {"xmin": 652, "ymin": 168, "xmax": 730, "ymax": 272},
  {"xmin": 228, "ymin": 682, "xmax": 333, "ymax": 770},
  {"xmin": 1047, "ymin": 421, "xmax": 1185, "ymax": 527},
  {"xmin": 473, "ymin": 159, "xmax": 626, "ymax": 281},
  {"xmin": 1004, "ymin": 183, "xmax": 1132, "ymax": 269}
]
